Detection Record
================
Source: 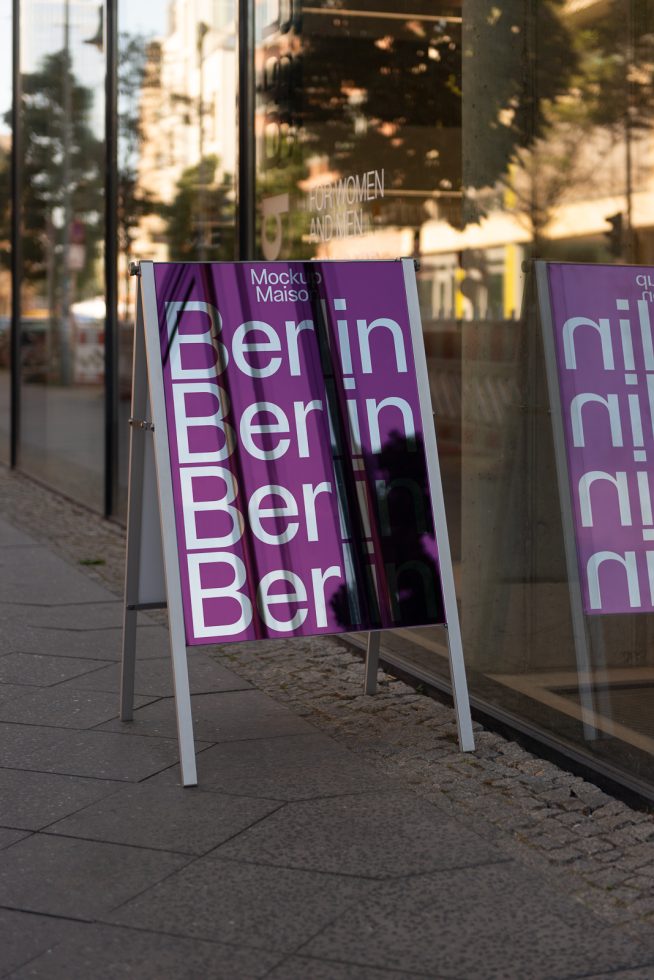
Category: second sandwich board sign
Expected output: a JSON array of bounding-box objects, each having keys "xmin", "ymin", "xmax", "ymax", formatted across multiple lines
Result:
[
  {"xmin": 537, "ymin": 262, "xmax": 654, "ymax": 737},
  {"xmin": 538, "ymin": 261, "xmax": 654, "ymax": 616},
  {"xmin": 122, "ymin": 259, "xmax": 474, "ymax": 785}
]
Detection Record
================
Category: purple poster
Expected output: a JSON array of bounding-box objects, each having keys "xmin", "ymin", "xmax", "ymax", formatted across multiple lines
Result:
[
  {"xmin": 545, "ymin": 262, "xmax": 654, "ymax": 615},
  {"xmin": 151, "ymin": 261, "xmax": 446, "ymax": 644}
]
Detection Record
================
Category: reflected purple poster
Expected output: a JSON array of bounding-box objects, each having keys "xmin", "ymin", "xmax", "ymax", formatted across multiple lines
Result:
[
  {"xmin": 152, "ymin": 261, "xmax": 446, "ymax": 644},
  {"xmin": 543, "ymin": 262, "xmax": 654, "ymax": 615}
]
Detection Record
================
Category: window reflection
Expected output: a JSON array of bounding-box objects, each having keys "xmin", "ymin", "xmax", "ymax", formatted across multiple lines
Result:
[
  {"xmin": 254, "ymin": 0, "xmax": 654, "ymax": 785},
  {"xmin": 4, "ymin": 0, "xmax": 654, "ymax": 790},
  {"xmin": 116, "ymin": 0, "xmax": 238, "ymax": 517},
  {"xmin": 17, "ymin": 0, "xmax": 105, "ymax": 508},
  {"xmin": 456, "ymin": 1, "xmax": 654, "ymax": 783},
  {"xmin": 256, "ymin": 0, "xmax": 462, "ymax": 261}
]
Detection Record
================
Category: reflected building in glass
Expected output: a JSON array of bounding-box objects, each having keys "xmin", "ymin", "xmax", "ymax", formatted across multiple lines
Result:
[{"xmin": 4, "ymin": 0, "xmax": 654, "ymax": 798}]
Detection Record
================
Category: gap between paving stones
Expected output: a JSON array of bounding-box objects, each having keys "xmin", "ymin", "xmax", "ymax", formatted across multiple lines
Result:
[{"xmin": 2, "ymin": 465, "xmax": 654, "ymax": 948}]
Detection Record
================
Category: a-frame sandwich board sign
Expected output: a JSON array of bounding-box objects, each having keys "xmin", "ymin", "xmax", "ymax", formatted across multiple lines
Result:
[
  {"xmin": 536, "ymin": 261, "xmax": 654, "ymax": 740},
  {"xmin": 121, "ymin": 259, "xmax": 474, "ymax": 786}
]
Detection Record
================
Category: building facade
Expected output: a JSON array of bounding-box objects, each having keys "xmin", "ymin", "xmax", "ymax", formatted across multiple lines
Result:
[{"xmin": 3, "ymin": 0, "xmax": 654, "ymax": 798}]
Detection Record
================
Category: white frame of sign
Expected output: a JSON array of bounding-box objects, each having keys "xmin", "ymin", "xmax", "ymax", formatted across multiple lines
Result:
[{"xmin": 121, "ymin": 259, "xmax": 474, "ymax": 786}]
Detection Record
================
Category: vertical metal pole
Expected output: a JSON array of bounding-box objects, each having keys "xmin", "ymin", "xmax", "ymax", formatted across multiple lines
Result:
[
  {"xmin": 197, "ymin": 21, "xmax": 208, "ymax": 261},
  {"xmin": 625, "ymin": 0, "xmax": 635, "ymax": 261},
  {"xmin": 10, "ymin": 0, "xmax": 21, "ymax": 467},
  {"xmin": 237, "ymin": 0, "xmax": 255, "ymax": 259},
  {"xmin": 105, "ymin": 0, "xmax": 119, "ymax": 515},
  {"xmin": 364, "ymin": 631, "xmax": 380, "ymax": 695},
  {"xmin": 59, "ymin": 0, "xmax": 73, "ymax": 388},
  {"xmin": 526, "ymin": 0, "xmax": 540, "ymax": 255}
]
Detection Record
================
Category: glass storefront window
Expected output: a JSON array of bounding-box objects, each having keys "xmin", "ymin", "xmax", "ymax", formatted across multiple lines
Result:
[
  {"xmin": 254, "ymin": 0, "xmax": 464, "ymax": 662},
  {"xmin": 253, "ymin": 0, "xmax": 654, "ymax": 794},
  {"xmin": 455, "ymin": 0, "xmax": 654, "ymax": 789},
  {"xmin": 116, "ymin": 0, "xmax": 237, "ymax": 518},
  {"xmin": 255, "ymin": 0, "xmax": 462, "ymax": 263},
  {"xmin": 18, "ymin": 0, "xmax": 107, "ymax": 508},
  {"xmin": 3, "ymin": 0, "xmax": 654, "ymax": 795}
]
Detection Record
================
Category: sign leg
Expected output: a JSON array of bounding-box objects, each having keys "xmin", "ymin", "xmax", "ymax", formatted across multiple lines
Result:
[
  {"xmin": 168, "ymin": 626, "xmax": 198, "ymax": 787},
  {"xmin": 444, "ymin": 625, "xmax": 475, "ymax": 752},
  {"xmin": 140, "ymin": 264, "xmax": 198, "ymax": 787},
  {"xmin": 364, "ymin": 631, "xmax": 380, "ymax": 695},
  {"xmin": 401, "ymin": 258, "xmax": 475, "ymax": 752},
  {"xmin": 121, "ymin": 609, "xmax": 138, "ymax": 721},
  {"xmin": 120, "ymin": 291, "xmax": 148, "ymax": 721}
]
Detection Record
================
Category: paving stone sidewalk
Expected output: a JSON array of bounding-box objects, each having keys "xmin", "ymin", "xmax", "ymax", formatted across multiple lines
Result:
[{"xmin": 2, "ymin": 464, "xmax": 654, "ymax": 978}]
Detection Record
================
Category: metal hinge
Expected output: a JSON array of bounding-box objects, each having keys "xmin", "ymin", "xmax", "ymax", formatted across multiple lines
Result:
[{"xmin": 129, "ymin": 418, "xmax": 154, "ymax": 432}]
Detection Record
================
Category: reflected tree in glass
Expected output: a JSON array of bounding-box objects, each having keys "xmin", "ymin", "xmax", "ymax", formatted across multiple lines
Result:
[
  {"xmin": 464, "ymin": 0, "xmax": 654, "ymax": 259},
  {"xmin": 165, "ymin": 155, "xmax": 235, "ymax": 261},
  {"xmin": 11, "ymin": 49, "xmax": 103, "ymax": 384},
  {"xmin": 300, "ymin": 12, "xmax": 462, "ymax": 195},
  {"xmin": 0, "ymin": 138, "xmax": 9, "ymax": 374},
  {"xmin": 463, "ymin": 1, "xmax": 578, "ymax": 235},
  {"xmin": 0, "ymin": 136, "xmax": 9, "ymax": 282},
  {"xmin": 118, "ymin": 34, "xmax": 159, "ymax": 316}
]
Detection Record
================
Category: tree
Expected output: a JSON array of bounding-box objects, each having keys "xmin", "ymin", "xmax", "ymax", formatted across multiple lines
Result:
[
  {"xmin": 257, "ymin": 0, "xmax": 580, "ymax": 245},
  {"xmin": 165, "ymin": 155, "xmax": 235, "ymax": 261},
  {"xmin": 299, "ymin": 9, "xmax": 463, "ymax": 195},
  {"xmin": 118, "ymin": 35, "xmax": 159, "ymax": 309},
  {"xmin": 5, "ymin": 48, "xmax": 104, "ymax": 383},
  {"xmin": 0, "ymin": 138, "xmax": 9, "ymax": 274},
  {"xmin": 462, "ymin": 1, "xmax": 577, "ymax": 199},
  {"xmin": 576, "ymin": 1, "xmax": 654, "ymax": 135},
  {"xmin": 15, "ymin": 48, "xmax": 103, "ymax": 292},
  {"xmin": 499, "ymin": 1, "xmax": 654, "ymax": 255}
]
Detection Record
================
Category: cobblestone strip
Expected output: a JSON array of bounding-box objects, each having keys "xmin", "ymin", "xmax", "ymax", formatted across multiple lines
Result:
[{"xmin": 2, "ymin": 464, "xmax": 654, "ymax": 945}]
